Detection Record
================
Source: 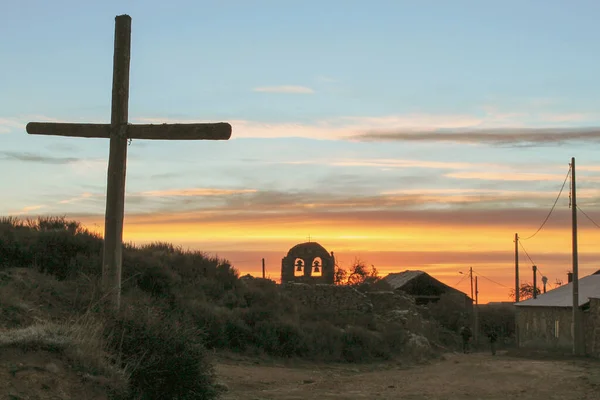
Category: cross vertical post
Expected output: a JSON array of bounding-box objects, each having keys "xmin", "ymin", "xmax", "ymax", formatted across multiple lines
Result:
[
  {"xmin": 102, "ymin": 15, "xmax": 132, "ymax": 311},
  {"xmin": 25, "ymin": 14, "xmax": 232, "ymax": 313}
]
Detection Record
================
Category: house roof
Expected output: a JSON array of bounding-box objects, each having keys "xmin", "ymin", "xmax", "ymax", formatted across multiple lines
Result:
[
  {"xmin": 383, "ymin": 270, "xmax": 462, "ymax": 294},
  {"xmin": 515, "ymin": 273, "xmax": 600, "ymax": 307},
  {"xmin": 384, "ymin": 270, "xmax": 426, "ymax": 290}
]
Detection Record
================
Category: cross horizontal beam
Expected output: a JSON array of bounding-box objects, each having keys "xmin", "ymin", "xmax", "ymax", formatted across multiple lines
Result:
[{"xmin": 26, "ymin": 122, "xmax": 232, "ymax": 140}]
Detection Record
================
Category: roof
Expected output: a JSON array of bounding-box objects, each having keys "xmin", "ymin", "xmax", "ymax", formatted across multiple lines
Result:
[
  {"xmin": 286, "ymin": 242, "xmax": 330, "ymax": 257},
  {"xmin": 384, "ymin": 270, "xmax": 426, "ymax": 290},
  {"xmin": 515, "ymin": 273, "xmax": 600, "ymax": 307}
]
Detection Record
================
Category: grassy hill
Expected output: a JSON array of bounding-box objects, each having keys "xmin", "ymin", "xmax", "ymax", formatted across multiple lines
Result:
[{"xmin": 0, "ymin": 216, "xmax": 458, "ymax": 399}]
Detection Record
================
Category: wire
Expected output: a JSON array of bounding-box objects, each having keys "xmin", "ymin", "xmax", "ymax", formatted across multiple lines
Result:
[
  {"xmin": 577, "ymin": 205, "xmax": 600, "ymax": 229},
  {"xmin": 518, "ymin": 241, "xmax": 536, "ymax": 266},
  {"xmin": 472, "ymin": 269, "xmax": 510, "ymax": 288},
  {"xmin": 521, "ymin": 165, "xmax": 571, "ymax": 241},
  {"xmin": 453, "ymin": 274, "xmax": 468, "ymax": 287}
]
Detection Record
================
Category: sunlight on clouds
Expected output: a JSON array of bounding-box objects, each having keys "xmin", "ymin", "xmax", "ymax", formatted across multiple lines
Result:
[
  {"xmin": 445, "ymin": 171, "xmax": 600, "ymax": 182},
  {"xmin": 138, "ymin": 188, "xmax": 258, "ymax": 197},
  {"xmin": 0, "ymin": 118, "xmax": 25, "ymax": 134}
]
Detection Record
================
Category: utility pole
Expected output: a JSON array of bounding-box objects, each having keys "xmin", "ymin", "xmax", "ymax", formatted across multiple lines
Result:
[
  {"xmin": 262, "ymin": 258, "xmax": 266, "ymax": 279},
  {"xmin": 571, "ymin": 157, "xmax": 583, "ymax": 356},
  {"xmin": 470, "ymin": 267, "xmax": 474, "ymax": 300},
  {"xmin": 474, "ymin": 276, "xmax": 479, "ymax": 346},
  {"xmin": 515, "ymin": 233, "xmax": 519, "ymax": 303},
  {"xmin": 533, "ymin": 265, "xmax": 537, "ymax": 299}
]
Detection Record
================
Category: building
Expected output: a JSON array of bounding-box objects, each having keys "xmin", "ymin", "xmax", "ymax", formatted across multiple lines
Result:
[
  {"xmin": 280, "ymin": 242, "xmax": 335, "ymax": 285},
  {"xmin": 514, "ymin": 271, "xmax": 600, "ymax": 356},
  {"xmin": 382, "ymin": 270, "xmax": 473, "ymax": 308}
]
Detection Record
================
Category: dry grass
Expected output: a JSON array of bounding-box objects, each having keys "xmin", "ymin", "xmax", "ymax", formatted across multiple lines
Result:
[{"xmin": 0, "ymin": 314, "xmax": 129, "ymax": 396}]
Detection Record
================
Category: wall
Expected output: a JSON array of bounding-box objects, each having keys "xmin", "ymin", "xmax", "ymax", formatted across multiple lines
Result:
[
  {"xmin": 365, "ymin": 291, "xmax": 415, "ymax": 314},
  {"xmin": 584, "ymin": 298, "xmax": 600, "ymax": 357},
  {"xmin": 516, "ymin": 306, "xmax": 573, "ymax": 350},
  {"xmin": 281, "ymin": 283, "xmax": 373, "ymax": 315}
]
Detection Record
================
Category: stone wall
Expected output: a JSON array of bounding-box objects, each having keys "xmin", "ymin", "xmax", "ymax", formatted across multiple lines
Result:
[
  {"xmin": 281, "ymin": 283, "xmax": 373, "ymax": 315},
  {"xmin": 584, "ymin": 298, "xmax": 600, "ymax": 357},
  {"xmin": 365, "ymin": 291, "xmax": 415, "ymax": 314},
  {"xmin": 515, "ymin": 306, "xmax": 573, "ymax": 350}
]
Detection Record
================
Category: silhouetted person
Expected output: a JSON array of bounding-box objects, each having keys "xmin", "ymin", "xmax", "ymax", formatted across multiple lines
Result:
[
  {"xmin": 460, "ymin": 326, "xmax": 472, "ymax": 353},
  {"xmin": 487, "ymin": 329, "xmax": 498, "ymax": 355}
]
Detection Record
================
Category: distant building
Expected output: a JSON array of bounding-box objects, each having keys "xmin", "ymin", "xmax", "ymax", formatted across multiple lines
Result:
[
  {"xmin": 381, "ymin": 270, "xmax": 473, "ymax": 308},
  {"xmin": 514, "ymin": 271, "xmax": 600, "ymax": 357},
  {"xmin": 280, "ymin": 242, "xmax": 335, "ymax": 285}
]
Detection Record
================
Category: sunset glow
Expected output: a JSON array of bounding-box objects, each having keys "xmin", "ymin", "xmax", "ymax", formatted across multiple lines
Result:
[{"xmin": 3, "ymin": 1, "xmax": 600, "ymax": 304}]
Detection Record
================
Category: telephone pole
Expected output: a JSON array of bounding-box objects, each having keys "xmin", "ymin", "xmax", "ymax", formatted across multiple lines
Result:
[
  {"xmin": 262, "ymin": 258, "xmax": 266, "ymax": 279},
  {"xmin": 470, "ymin": 267, "xmax": 474, "ymax": 300},
  {"xmin": 515, "ymin": 233, "xmax": 519, "ymax": 303},
  {"xmin": 532, "ymin": 265, "xmax": 537, "ymax": 299},
  {"xmin": 571, "ymin": 157, "xmax": 583, "ymax": 356},
  {"xmin": 474, "ymin": 276, "xmax": 479, "ymax": 345}
]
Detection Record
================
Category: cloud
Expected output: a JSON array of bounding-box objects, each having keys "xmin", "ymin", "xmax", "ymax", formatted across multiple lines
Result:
[
  {"xmin": 278, "ymin": 158, "xmax": 506, "ymax": 171},
  {"xmin": 446, "ymin": 171, "xmax": 600, "ymax": 182},
  {"xmin": 0, "ymin": 118, "xmax": 25, "ymax": 134},
  {"xmin": 0, "ymin": 151, "xmax": 81, "ymax": 164},
  {"xmin": 253, "ymin": 86, "xmax": 315, "ymax": 94},
  {"xmin": 350, "ymin": 127, "xmax": 600, "ymax": 146},
  {"xmin": 137, "ymin": 188, "xmax": 258, "ymax": 197}
]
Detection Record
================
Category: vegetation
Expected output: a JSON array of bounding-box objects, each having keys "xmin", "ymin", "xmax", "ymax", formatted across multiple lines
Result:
[
  {"xmin": 509, "ymin": 282, "xmax": 542, "ymax": 301},
  {"xmin": 0, "ymin": 215, "xmax": 444, "ymax": 399}
]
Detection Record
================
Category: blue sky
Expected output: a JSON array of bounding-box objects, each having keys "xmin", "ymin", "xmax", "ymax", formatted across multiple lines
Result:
[{"xmin": 2, "ymin": 1, "xmax": 600, "ymax": 300}]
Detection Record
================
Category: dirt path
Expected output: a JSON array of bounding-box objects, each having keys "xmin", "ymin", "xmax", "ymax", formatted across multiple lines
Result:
[{"xmin": 216, "ymin": 351, "xmax": 600, "ymax": 400}]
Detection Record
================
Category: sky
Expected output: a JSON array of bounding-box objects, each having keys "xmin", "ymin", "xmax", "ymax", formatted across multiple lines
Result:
[{"xmin": 2, "ymin": 0, "xmax": 600, "ymax": 302}]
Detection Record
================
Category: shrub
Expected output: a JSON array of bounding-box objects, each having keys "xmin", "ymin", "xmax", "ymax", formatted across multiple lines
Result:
[{"xmin": 105, "ymin": 306, "xmax": 219, "ymax": 400}]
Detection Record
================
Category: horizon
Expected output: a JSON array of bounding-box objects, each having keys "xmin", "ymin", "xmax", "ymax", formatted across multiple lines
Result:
[{"xmin": 2, "ymin": 1, "xmax": 600, "ymax": 303}]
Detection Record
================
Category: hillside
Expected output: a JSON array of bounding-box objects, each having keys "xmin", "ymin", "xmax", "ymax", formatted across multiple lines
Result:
[{"xmin": 0, "ymin": 216, "xmax": 460, "ymax": 399}]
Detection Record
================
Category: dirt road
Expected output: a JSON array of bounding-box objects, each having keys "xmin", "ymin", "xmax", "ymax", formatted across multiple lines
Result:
[{"xmin": 216, "ymin": 351, "xmax": 600, "ymax": 400}]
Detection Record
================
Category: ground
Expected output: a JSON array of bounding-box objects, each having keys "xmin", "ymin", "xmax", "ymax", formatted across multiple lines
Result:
[{"xmin": 216, "ymin": 351, "xmax": 600, "ymax": 400}]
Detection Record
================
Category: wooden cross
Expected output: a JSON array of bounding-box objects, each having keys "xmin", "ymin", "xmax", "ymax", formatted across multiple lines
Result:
[{"xmin": 25, "ymin": 15, "xmax": 232, "ymax": 311}]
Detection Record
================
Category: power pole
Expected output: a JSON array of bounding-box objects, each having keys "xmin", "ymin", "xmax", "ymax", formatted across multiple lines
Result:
[
  {"xmin": 515, "ymin": 233, "xmax": 519, "ymax": 303},
  {"xmin": 470, "ymin": 267, "xmax": 474, "ymax": 300},
  {"xmin": 262, "ymin": 258, "xmax": 266, "ymax": 279},
  {"xmin": 474, "ymin": 276, "xmax": 479, "ymax": 346},
  {"xmin": 571, "ymin": 157, "xmax": 583, "ymax": 356},
  {"xmin": 533, "ymin": 265, "xmax": 537, "ymax": 299}
]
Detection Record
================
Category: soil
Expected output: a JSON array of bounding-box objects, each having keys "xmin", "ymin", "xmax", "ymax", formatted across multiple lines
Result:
[
  {"xmin": 0, "ymin": 348, "xmax": 111, "ymax": 400},
  {"xmin": 216, "ymin": 351, "xmax": 600, "ymax": 400}
]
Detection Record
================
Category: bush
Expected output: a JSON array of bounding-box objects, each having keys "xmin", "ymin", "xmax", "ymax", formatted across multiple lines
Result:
[{"xmin": 105, "ymin": 306, "xmax": 219, "ymax": 400}]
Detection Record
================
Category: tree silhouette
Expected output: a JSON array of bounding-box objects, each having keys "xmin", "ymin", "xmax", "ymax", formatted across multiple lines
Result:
[{"xmin": 509, "ymin": 282, "xmax": 541, "ymax": 301}]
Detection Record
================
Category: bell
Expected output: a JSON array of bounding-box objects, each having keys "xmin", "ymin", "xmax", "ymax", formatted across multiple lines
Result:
[
  {"xmin": 313, "ymin": 260, "xmax": 320, "ymax": 273},
  {"xmin": 295, "ymin": 260, "xmax": 303, "ymax": 272}
]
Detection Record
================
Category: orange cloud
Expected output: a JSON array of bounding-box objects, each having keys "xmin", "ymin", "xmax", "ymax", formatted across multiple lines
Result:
[{"xmin": 67, "ymin": 205, "xmax": 600, "ymax": 304}]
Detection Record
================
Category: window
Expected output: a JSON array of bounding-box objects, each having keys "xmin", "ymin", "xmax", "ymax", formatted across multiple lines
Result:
[
  {"xmin": 294, "ymin": 258, "xmax": 304, "ymax": 277},
  {"xmin": 311, "ymin": 257, "xmax": 323, "ymax": 277},
  {"xmin": 554, "ymin": 320, "xmax": 560, "ymax": 338}
]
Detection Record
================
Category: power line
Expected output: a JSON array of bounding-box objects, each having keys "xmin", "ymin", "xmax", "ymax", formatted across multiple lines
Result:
[
  {"xmin": 577, "ymin": 205, "xmax": 600, "ymax": 229},
  {"xmin": 521, "ymin": 165, "xmax": 571, "ymax": 241},
  {"xmin": 472, "ymin": 269, "xmax": 510, "ymax": 288},
  {"xmin": 453, "ymin": 274, "xmax": 468, "ymax": 287},
  {"xmin": 518, "ymin": 241, "xmax": 545, "ymax": 279},
  {"xmin": 519, "ymin": 241, "xmax": 536, "ymax": 266}
]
